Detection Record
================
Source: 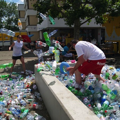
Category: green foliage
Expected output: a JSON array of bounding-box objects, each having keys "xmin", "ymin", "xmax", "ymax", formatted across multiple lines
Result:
[
  {"xmin": 0, "ymin": 1, "xmax": 19, "ymax": 31},
  {"xmin": 33, "ymin": 0, "xmax": 120, "ymax": 39}
]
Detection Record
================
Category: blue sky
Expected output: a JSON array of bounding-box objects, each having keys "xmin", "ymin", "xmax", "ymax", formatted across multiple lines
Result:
[{"xmin": 5, "ymin": 0, "xmax": 24, "ymax": 5}]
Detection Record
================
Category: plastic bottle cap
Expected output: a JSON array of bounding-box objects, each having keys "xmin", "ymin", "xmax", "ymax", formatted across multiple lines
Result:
[
  {"xmin": 33, "ymin": 104, "xmax": 36, "ymax": 108},
  {"xmin": 104, "ymin": 110, "xmax": 107, "ymax": 113}
]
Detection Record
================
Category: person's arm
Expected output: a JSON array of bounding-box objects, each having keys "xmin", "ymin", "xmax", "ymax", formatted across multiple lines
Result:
[
  {"xmin": 23, "ymin": 44, "xmax": 32, "ymax": 51},
  {"xmin": 9, "ymin": 42, "xmax": 15, "ymax": 51},
  {"xmin": 67, "ymin": 55, "xmax": 85, "ymax": 75}
]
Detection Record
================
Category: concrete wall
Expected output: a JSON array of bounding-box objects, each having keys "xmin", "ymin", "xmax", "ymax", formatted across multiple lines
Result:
[
  {"xmin": 18, "ymin": 4, "xmax": 25, "ymax": 10},
  {"xmin": 20, "ymin": 11, "xmax": 25, "ymax": 18},
  {"xmin": 22, "ymin": 22, "xmax": 26, "ymax": 30},
  {"xmin": 29, "ymin": 16, "xmax": 38, "ymax": 25},
  {"xmin": 35, "ymin": 65, "xmax": 99, "ymax": 120}
]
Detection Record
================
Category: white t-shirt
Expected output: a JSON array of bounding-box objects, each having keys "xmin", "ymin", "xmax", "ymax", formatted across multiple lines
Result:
[
  {"xmin": 75, "ymin": 41, "xmax": 106, "ymax": 60},
  {"xmin": 13, "ymin": 41, "xmax": 23, "ymax": 56}
]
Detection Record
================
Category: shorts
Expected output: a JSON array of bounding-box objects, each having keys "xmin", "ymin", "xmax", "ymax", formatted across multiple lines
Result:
[
  {"xmin": 12, "ymin": 55, "xmax": 23, "ymax": 60},
  {"xmin": 78, "ymin": 59, "xmax": 106, "ymax": 75},
  {"xmin": 64, "ymin": 53, "xmax": 72, "ymax": 57}
]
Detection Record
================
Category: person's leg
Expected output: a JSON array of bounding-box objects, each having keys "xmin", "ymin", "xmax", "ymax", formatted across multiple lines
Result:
[
  {"xmin": 20, "ymin": 56, "xmax": 26, "ymax": 73},
  {"xmin": 94, "ymin": 74, "xmax": 106, "ymax": 82},
  {"xmin": 11, "ymin": 59, "xmax": 16, "ymax": 73},
  {"xmin": 75, "ymin": 69, "xmax": 82, "ymax": 84}
]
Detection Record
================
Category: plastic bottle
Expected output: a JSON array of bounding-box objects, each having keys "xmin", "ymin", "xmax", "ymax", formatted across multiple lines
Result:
[
  {"xmin": 52, "ymin": 40, "xmax": 64, "ymax": 51},
  {"xmin": 27, "ymin": 113, "xmax": 34, "ymax": 120},
  {"xmin": 8, "ymin": 115, "xmax": 16, "ymax": 120},
  {"xmin": 20, "ymin": 109, "xmax": 29, "ymax": 119},
  {"xmin": 39, "ymin": 13, "xmax": 46, "ymax": 20},
  {"xmin": 55, "ymin": 67, "xmax": 60, "ymax": 75},
  {"xmin": 24, "ymin": 50, "xmax": 31, "ymax": 54},
  {"xmin": 7, "ymin": 30, "xmax": 15, "ymax": 37},
  {"xmin": 37, "ymin": 67, "xmax": 44, "ymax": 72},
  {"xmin": 34, "ymin": 113, "xmax": 46, "ymax": 120},
  {"xmin": 52, "ymin": 61, "xmax": 57, "ymax": 70},
  {"xmin": 54, "ymin": 50, "xmax": 60, "ymax": 63},
  {"xmin": 48, "ymin": 15, "xmax": 55, "ymax": 25},
  {"xmin": 9, "ymin": 107, "xmax": 20, "ymax": 118},
  {"xmin": 18, "ymin": 19, "xmax": 22, "ymax": 30},
  {"xmin": 102, "ymin": 100, "xmax": 109, "ymax": 110},
  {"xmin": 33, "ymin": 104, "xmax": 43, "ymax": 110},
  {"xmin": 19, "ymin": 99, "xmax": 26, "ymax": 106},
  {"xmin": 33, "ymin": 50, "xmax": 38, "ymax": 56},
  {"xmin": 0, "ymin": 28, "xmax": 8, "ymax": 34},
  {"xmin": 36, "ymin": 41, "xmax": 47, "ymax": 47},
  {"xmin": 43, "ymin": 32, "xmax": 51, "ymax": 46},
  {"xmin": 48, "ymin": 30, "xmax": 58, "ymax": 37},
  {"xmin": 82, "ymin": 97, "xmax": 90, "ymax": 105}
]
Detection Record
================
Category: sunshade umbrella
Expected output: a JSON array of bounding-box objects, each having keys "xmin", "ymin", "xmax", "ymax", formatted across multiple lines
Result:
[{"xmin": 21, "ymin": 35, "xmax": 31, "ymax": 43}]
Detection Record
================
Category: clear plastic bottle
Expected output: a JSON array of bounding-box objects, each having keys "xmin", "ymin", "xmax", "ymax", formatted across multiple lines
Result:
[
  {"xmin": 7, "ymin": 30, "xmax": 15, "ymax": 37},
  {"xmin": 9, "ymin": 107, "xmax": 20, "ymax": 118},
  {"xmin": 34, "ymin": 113, "xmax": 46, "ymax": 120},
  {"xmin": 19, "ymin": 99, "xmax": 26, "ymax": 106},
  {"xmin": 36, "ymin": 41, "xmax": 46, "ymax": 47},
  {"xmin": 52, "ymin": 40, "xmax": 64, "ymax": 51},
  {"xmin": 9, "ymin": 115, "xmax": 15, "ymax": 120},
  {"xmin": 39, "ymin": 13, "xmax": 46, "ymax": 20},
  {"xmin": 24, "ymin": 50, "xmax": 31, "ymax": 54},
  {"xmin": 33, "ymin": 104, "xmax": 43, "ymax": 110},
  {"xmin": 27, "ymin": 113, "xmax": 34, "ymax": 120},
  {"xmin": 48, "ymin": 30, "xmax": 58, "ymax": 37},
  {"xmin": 54, "ymin": 50, "xmax": 60, "ymax": 63}
]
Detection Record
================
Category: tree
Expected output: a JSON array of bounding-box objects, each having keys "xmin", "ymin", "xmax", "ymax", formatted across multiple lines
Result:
[
  {"xmin": 4, "ymin": 2, "xmax": 19, "ymax": 31},
  {"xmin": 33, "ymin": 0, "xmax": 120, "ymax": 39},
  {"xmin": 0, "ymin": 0, "xmax": 19, "ymax": 31},
  {"xmin": 0, "ymin": 0, "xmax": 7, "ymax": 28}
]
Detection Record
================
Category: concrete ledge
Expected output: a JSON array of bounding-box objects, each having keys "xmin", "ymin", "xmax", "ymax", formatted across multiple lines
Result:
[{"xmin": 35, "ymin": 65, "xmax": 99, "ymax": 120}]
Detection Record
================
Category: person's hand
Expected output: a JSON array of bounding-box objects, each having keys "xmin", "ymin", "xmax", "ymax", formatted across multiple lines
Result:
[
  {"xmin": 9, "ymin": 47, "xmax": 11, "ymax": 51},
  {"xmin": 66, "ymin": 67, "xmax": 75, "ymax": 76},
  {"xmin": 30, "ymin": 49, "xmax": 33, "ymax": 52},
  {"xmin": 66, "ymin": 67, "xmax": 74, "ymax": 71}
]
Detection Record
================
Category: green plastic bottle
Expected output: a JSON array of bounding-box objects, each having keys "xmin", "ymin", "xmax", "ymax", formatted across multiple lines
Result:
[
  {"xmin": 21, "ymin": 106, "xmax": 25, "ymax": 113},
  {"xmin": 20, "ymin": 109, "xmax": 29, "ymax": 118},
  {"xmin": 48, "ymin": 15, "xmax": 55, "ymax": 25},
  {"xmin": 102, "ymin": 100, "xmax": 109, "ymax": 110},
  {"xmin": 55, "ymin": 67, "xmax": 60, "ymax": 75},
  {"xmin": 102, "ymin": 84, "xmax": 109, "ymax": 91},
  {"xmin": 105, "ymin": 72, "xmax": 109, "ymax": 79},
  {"xmin": 43, "ymin": 32, "xmax": 51, "ymax": 46},
  {"xmin": 112, "ymin": 74, "xmax": 118, "ymax": 80},
  {"xmin": 37, "ymin": 67, "xmax": 44, "ymax": 72},
  {"xmin": 0, "ymin": 74, "xmax": 9, "ymax": 78}
]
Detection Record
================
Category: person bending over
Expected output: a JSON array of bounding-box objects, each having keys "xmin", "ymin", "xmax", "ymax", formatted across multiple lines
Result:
[{"xmin": 67, "ymin": 40, "xmax": 106, "ymax": 85}]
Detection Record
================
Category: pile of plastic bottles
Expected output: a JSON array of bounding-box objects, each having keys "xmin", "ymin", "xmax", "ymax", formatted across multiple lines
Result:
[
  {"xmin": 0, "ymin": 71, "xmax": 46, "ymax": 120},
  {"xmin": 37, "ymin": 62, "xmax": 120, "ymax": 120}
]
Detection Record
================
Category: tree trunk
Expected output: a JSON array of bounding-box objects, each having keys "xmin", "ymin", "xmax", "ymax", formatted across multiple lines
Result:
[{"xmin": 74, "ymin": 19, "xmax": 80, "ymax": 40}]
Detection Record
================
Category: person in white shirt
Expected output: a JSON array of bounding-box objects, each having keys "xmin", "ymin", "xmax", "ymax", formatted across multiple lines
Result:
[
  {"xmin": 9, "ymin": 35, "xmax": 32, "ymax": 74},
  {"xmin": 67, "ymin": 40, "xmax": 106, "ymax": 85}
]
